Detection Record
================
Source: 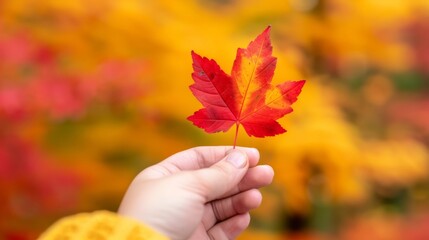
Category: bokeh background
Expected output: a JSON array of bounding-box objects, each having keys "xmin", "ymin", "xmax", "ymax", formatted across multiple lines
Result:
[{"xmin": 1, "ymin": 0, "xmax": 429, "ymax": 239}]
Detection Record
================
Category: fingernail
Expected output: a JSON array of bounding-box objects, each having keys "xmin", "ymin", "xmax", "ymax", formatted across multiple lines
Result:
[{"xmin": 227, "ymin": 151, "xmax": 247, "ymax": 168}]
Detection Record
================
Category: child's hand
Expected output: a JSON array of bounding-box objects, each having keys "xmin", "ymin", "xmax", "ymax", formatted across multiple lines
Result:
[{"xmin": 118, "ymin": 146, "xmax": 274, "ymax": 240}]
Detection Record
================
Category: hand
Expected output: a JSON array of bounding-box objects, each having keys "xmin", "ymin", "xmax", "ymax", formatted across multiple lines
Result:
[{"xmin": 118, "ymin": 146, "xmax": 274, "ymax": 240}]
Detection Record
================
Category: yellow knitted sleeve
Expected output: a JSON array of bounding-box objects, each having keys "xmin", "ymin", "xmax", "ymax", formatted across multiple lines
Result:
[{"xmin": 38, "ymin": 211, "xmax": 169, "ymax": 240}]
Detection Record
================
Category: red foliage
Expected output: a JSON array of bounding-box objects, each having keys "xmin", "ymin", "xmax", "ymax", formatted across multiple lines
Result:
[
  {"xmin": 407, "ymin": 12, "xmax": 429, "ymax": 76},
  {"xmin": 0, "ymin": 134, "xmax": 82, "ymax": 240},
  {"xmin": 0, "ymin": 32, "xmax": 146, "ymax": 123},
  {"xmin": 388, "ymin": 98, "xmax": 429, "ymax": 136}
]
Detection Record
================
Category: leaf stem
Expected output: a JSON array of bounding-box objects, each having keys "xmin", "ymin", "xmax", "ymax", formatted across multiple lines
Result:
[{"xmin": 233, "ymin": 123, "xmax": 240, "ymax": 149}]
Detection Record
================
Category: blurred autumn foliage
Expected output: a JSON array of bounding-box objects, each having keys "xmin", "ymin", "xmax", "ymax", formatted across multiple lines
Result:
[{"xmin": 1, "ymin": 0, "xmax": 429, "ymax": 239}]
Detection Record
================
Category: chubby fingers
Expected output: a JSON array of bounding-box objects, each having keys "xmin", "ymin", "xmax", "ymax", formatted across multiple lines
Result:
[
  {"xmin": 200, "ymin": 166, "xmax": 274, "ymax": 230},
  {"xmin": 140, "ymin": 146, "xmax": 260, "ymax": 180},
  {"xmin": 218, "ymin": 164, "xmax": 274, "ymax": 199},
  {"xmin": 191, "ymin": 150, "xmax": 250, "ymax": 201},
  {"xmin": 167, "ymin": 146, "xmax": 260, "ymax": 169},
  {"xmin": 207, "ymin": 213, "xmax": 250, "ymax": 240},
  {"xmin": 202, "ymin": 189, "xmax": 262, "ymax": 230}
]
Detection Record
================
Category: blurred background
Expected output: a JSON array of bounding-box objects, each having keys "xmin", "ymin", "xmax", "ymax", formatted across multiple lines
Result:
[{"xmin": 1, "ymin": 0, "xmax": 429, "ymax": 239}]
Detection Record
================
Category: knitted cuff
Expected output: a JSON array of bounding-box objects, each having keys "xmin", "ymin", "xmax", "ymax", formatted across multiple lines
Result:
[{"xmin": 38, "ymin": 210, "xmax": 169, "ymax": 240}]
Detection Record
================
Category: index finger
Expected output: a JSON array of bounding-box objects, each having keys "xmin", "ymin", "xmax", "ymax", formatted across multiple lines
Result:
[
  {"xmin": 166, "ymin": 146, "xmax": 259, "ymax": 170},
  {"xmin": 142, "ymin": 146, "xmax": 260, "ymax": 179}
]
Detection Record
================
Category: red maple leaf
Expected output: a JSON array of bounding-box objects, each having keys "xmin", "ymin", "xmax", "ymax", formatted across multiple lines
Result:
[{"xmin": 188, "ymin": 26, "xmax": 305, "ymax": 146}]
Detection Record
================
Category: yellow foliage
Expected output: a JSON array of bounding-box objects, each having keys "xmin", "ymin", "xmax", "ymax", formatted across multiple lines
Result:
[{"xmin": 361, "ymin": 140, "xmax": 429, "ymax": 187}]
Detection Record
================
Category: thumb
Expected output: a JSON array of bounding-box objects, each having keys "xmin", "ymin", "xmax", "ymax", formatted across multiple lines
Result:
[{"xmin": 192, "ymin": 149, "xmax": 249, "ymax": 202}]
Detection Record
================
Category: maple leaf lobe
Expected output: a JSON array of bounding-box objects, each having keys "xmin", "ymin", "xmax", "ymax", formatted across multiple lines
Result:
[{"xmin": 188, "ymin": 51, "xmax": 238, "ymax": 132}]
